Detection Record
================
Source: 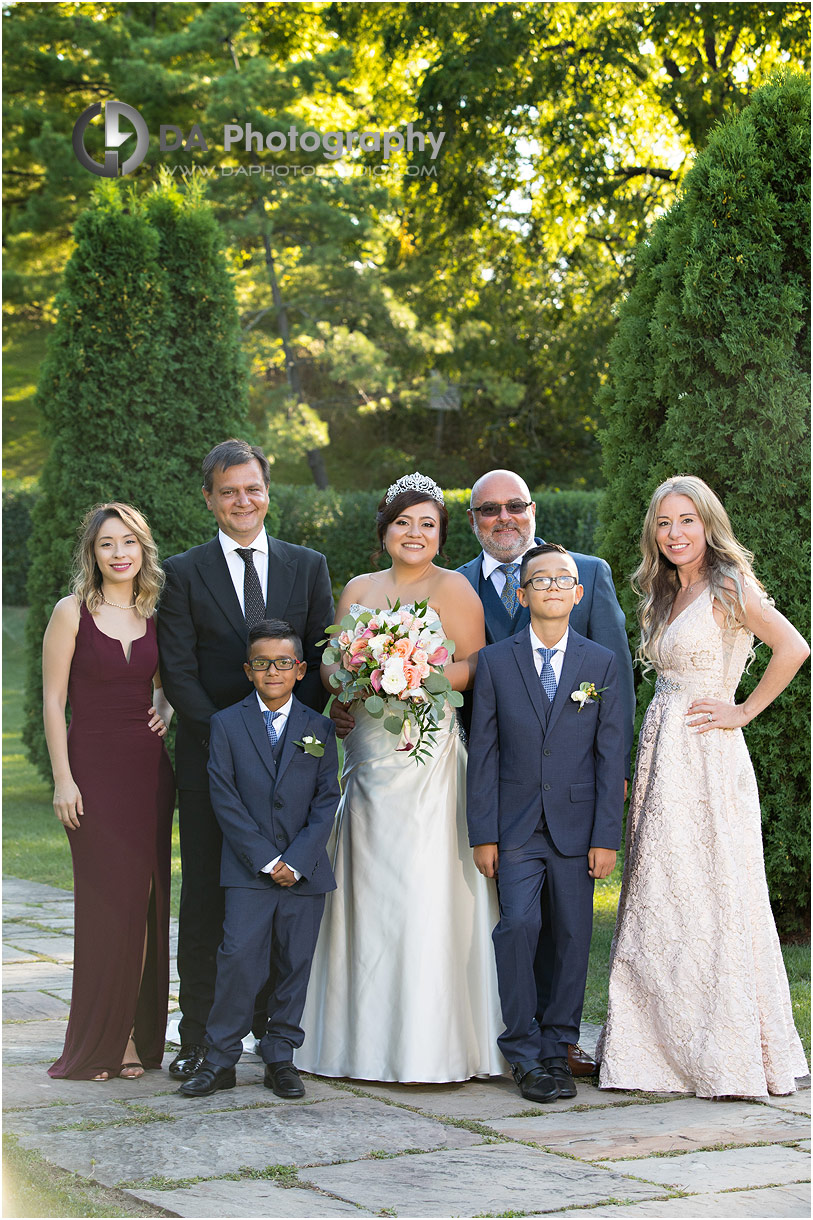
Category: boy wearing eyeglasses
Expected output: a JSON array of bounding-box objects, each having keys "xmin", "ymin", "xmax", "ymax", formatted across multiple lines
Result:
[
  {"xmin": 466, "ymin": 545, "xmax": 625, "ymax": 1105},
  {"xmin": 178, "ymin": 618, "xmax": 339, "ymax": 1100}
]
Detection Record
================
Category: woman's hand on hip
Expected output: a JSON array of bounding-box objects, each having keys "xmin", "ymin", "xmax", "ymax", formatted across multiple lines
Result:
[{"xmin": 686, "ymin": 698, "xmax": 748, "ymax": 733}]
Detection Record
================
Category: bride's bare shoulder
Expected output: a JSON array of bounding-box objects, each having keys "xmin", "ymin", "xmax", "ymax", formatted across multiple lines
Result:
[{"xmin": 338, "ymin": 572, "xmax": 392, "ymax": 612}]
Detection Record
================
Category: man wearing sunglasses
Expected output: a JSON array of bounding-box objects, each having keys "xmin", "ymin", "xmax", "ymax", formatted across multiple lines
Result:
[{"xmin": 459, "ymin": 469, "xmax": 634, "ymax": 1077}]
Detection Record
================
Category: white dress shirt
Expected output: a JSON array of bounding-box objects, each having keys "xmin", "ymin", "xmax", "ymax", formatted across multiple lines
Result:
[
  {"xmin": 255, "ymin": 692, "xmax": 302, "ymax": 882},
  {"xmin": 481, "ymin": 544, "xmax": 539, "ymax": 598},
  {"xmin": 219, "ymin": 528, "xmax": 269, "ymax": 613},
  {"xmin": 528, "ymin": 625, "xmax": 569, "ymax": 687}
]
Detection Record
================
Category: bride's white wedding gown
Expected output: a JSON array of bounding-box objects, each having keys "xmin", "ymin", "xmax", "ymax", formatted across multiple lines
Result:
[{"xmin": 296, "ymin": 606, "xmax": 507, "ymax": 1082}]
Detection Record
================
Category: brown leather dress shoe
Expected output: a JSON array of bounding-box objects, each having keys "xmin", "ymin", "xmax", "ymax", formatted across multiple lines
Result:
[{"xmin": 567, "ymin": 1043, "xmax": 598, "ymax": 1077}]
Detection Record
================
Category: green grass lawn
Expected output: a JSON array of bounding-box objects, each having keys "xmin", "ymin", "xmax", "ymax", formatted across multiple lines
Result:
[{"xmin": 2, "ymin": 320, "xmax": 52, "ymax": 484}]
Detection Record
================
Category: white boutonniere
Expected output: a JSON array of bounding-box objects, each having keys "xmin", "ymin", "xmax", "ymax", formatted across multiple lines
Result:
[
  {"xmin": 294, "ymin": 735, "xmax": 325, "ymax": 757},
  {"xmin": 570, "ymin": 681, "xmax": 608, "ymax": 712}
]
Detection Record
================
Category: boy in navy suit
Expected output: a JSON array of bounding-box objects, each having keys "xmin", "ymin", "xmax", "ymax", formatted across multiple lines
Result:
[
  {"xmin": 179, "ymin": 619, "xmax": 339, "ymax": 1100},
  {"xmin": 467, "ymin": 545, "xmax": 624, "ymax": 1104}
]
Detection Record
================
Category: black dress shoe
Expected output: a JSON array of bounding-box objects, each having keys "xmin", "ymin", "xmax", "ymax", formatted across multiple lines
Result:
[
  {"xmin": 510, "ymin": 1059, "xmax": 559, "ymax": 1103},
  {"xmin": 177, "ymin": 1061, "xmax": 236, "ymax": 1097},
  {"xmin": 543, "ymin": 1056, "xmax": 577, "ymax": 1098},
  {"xmin": 264, "ymin": 1061, "xmax": 305, "ymax": 1098},
  {"xmin": 168, "ymin": 1043, "xmax": 208, "ymax": 1079}
]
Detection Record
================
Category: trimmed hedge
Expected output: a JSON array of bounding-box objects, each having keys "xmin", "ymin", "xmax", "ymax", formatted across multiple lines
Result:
[
  {"xmin": 598, "ymin": 72, "xmax": 811, "ymax": 934},
  {"xmin": 22, "ymin": 179, "xmax": 250, "ymax": 780},
  {"xmin": 270, "ymin": 485, "xmax": 603, "ymax": 592},
  {"xmin": 5, "ymin": 483, "xmax": 603, "ymax": 606},
  {"xmin": 2, "ymin": 487, "xmax": 40, "ymax": 606}
]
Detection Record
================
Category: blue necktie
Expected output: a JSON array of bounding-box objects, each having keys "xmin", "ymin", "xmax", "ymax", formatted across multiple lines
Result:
[
  {"xmin": 262, "ymin": 708, "xmax": 281, "ymax": 747},
  {"xmin": 537, "ymin": 647, "xmax": 558, "ymax": 703},
  {"xmin": 499, "ymin": 563, "xmax": 520, "ymax": 616}
]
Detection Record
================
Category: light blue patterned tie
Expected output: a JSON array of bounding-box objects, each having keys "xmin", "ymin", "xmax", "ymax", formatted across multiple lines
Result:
[
  {"xmin": 499, "ymin": 563, "xmax": 520, "ymax": 616},
  {"xmin": 262, "ymin": 708, "xmax": 281, "ymax": 747},
  {"xmin": 537, "ymin": 647, "xmax": 558, "ymax": 703}
]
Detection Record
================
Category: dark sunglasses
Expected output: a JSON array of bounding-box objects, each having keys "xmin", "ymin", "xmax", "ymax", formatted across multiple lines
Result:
[{"xmin": 472, "ymin": 499, "xmax": 533, "ymax": 518}]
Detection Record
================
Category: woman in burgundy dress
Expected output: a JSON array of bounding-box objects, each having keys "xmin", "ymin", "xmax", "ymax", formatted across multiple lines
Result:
[{"xmin": 43, "ymin": 503, "xmax": 175, "ymax": 1081}]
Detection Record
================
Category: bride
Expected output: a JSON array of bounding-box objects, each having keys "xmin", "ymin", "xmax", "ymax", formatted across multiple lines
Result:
[{"xmin": 296, "ymin": 473, "xmax": 506, "ymax": 1082}]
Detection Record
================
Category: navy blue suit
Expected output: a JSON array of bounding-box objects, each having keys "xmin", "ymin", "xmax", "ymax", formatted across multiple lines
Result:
[
  {"xmin": 466, "ymin": 627, "xmax": 624, "ymax": 1063},
  {"xmin": 457, "ymin": 541, "xmax": 635, "ymax": 765},
  {"xmin": 203, "ymin": 694, "xmax": 339, "ymax": 1068}
]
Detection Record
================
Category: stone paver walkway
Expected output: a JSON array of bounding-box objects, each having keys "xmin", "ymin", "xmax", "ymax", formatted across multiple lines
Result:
[{"xmin": 3, "ymin": 876, "xmax": 810, "ymax": 1218}]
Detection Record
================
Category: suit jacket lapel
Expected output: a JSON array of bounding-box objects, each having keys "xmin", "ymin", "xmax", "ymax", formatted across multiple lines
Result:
[
  {"xmin": 512, "ymin": 633, "xmax": 549, "ymax": 731},
  {"xmin": 197, "ymin": 538, "xmax": 246, "ymax": 642},
  {"xmin": 459, "ymin": 555, "xmax": 481, "ymax": 593},
  {"xmin": 265, "ymin": 534, "xmax": 297, "ymax": 619},
  {"xmin": 240, "ymin": 697, "xmax": 277, "ymax": 782},
  {"xmin": 276, "ymin": 699, "xmax": 309, "ymax": 786},
  {"xmin": 546, "ymin": 631, "xmax": 586, "ymax": 737}
]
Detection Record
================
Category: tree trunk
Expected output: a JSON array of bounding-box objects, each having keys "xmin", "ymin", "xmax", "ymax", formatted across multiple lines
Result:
[{"xmin": 257, "ymin": 204, "xmax": 329, "ymax": 488}]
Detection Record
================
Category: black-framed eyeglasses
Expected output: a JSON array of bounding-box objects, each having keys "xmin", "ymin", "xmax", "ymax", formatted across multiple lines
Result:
[
  {"xmin": 472, "ymin": 499, "xmax": 533, "ymax": 518},
  {"xmin": 248, "ymin": 657, "xmax": 300, "ymax": 671},
  {"xmin": 522, "ymin": 575, "xmax": 579, "ymax": 591}
]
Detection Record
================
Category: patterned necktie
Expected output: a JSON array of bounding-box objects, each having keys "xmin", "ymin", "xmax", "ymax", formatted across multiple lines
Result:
[
  {"xmin": 263, "ymin": 708, "xmax": 282, "ymax": 747},
  {"xmin": 498, "ymin": 563, "xmax": 520, "ymax": 616},
  {"xmin": 236, "ymin": 547, "xmax": 265, "ymax": 628},
  {"xmin": 537, "ymin": 647, "xmax": 558, "ymax": 703}
]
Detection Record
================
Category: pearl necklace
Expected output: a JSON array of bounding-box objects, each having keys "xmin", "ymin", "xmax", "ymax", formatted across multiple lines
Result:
[{"xmin": 102, "ymin": 595, "xmax": 137, "ymax": 609}]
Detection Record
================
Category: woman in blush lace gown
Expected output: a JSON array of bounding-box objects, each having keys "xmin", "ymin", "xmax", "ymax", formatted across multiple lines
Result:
[
  {"xmin": 599, "ymin": 476, "xmax": 809, "ymax": 1098},
  {"xmin": 296, "ymin": 474, "xmax": 506, "ymax": 1083}
]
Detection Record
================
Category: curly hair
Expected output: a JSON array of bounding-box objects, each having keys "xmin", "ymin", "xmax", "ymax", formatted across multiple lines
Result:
[
  {"xmin": 634, "ymin": 474, "xmax": 766, "ymax": 666},
  {"xmin": 72, "ymin": 503, "xmax": 164, "ymax": 617}
]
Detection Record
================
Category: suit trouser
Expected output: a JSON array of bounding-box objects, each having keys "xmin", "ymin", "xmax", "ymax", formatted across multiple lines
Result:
[
  {"xmin": 177, "ymin": 788, "xmax": 274, "ymax": 1044},
  {"xmin": 204, "ymin": 885, "xmax": 325, "ymax": 1067},
  {"xmin": 493, "ymin": 823, "xmax": 594, "ymax": 1063},
  {"xmin": 177, "ymin": 787, "xmax": 226, "ymax": 1045}
]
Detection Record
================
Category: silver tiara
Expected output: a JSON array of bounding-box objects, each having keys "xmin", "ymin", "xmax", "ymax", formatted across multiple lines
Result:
[{"xmin": 385, "ymin": 472, "xmax": 445, "ymax": 505}]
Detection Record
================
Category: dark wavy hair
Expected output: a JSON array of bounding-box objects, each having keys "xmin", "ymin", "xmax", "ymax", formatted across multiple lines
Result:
[{"xmin": 372, "ymin": 489, "xmax": 449, "ymax": 565}]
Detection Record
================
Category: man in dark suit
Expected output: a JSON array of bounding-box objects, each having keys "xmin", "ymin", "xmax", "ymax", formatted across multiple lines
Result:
[
  {"xmin": 458, "ymin": 469, "xmax": 634, "ymax": 1076},
  {"xmin": 466, "ymin": 545, "xmax": 625, "ymax": 1102},
  {"xmin": 179, "ymin": 620, "xmax": 339, "ymax": 1099},
  {"xmin": 157, "ymin": 439, "xmax": 334, "ymax": 1079}
]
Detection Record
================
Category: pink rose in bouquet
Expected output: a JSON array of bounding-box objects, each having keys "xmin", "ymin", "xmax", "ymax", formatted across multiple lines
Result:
[{"xmin": 320, "ymin": 599, "xmax": 464, "ymax": 762}]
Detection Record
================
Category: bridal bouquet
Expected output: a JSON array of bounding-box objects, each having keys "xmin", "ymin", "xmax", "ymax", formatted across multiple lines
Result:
[{"xmin": 321, "ymin": 600, "xmax": 463, "ymax": 762}]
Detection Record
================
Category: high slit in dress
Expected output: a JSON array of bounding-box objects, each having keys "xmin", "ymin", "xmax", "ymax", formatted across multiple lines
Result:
[{"xmin": 48, "ymin": 604, "xmax": 175, "ymax": 1080}]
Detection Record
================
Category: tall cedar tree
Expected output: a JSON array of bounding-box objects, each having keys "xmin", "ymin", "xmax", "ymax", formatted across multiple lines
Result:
[
  {"xmin": 23, "ymin": 178, "xmax": 250, "ymax": 777},
  {"xmin": 598, "ymin": 72, "xmax": 810, "ymax": 934}
]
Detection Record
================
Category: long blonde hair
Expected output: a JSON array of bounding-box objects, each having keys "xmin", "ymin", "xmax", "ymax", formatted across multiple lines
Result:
[
  {"xmin": 72, "ymin": 502, "xmax": 164, "ymax": 617},
  {"xmin": 634, "ymin": 475, "xmax": 764, "ymax": 664}
]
